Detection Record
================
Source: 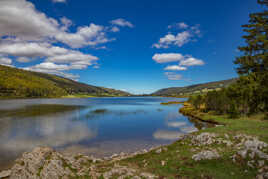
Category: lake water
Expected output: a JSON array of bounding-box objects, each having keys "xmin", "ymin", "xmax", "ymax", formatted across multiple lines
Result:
[{"xmin": 0, "ymin": 97, "xmax": 211, "ymax": 170}]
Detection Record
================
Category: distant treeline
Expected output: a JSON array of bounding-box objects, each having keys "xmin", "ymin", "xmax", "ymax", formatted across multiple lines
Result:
[{"xmin": 152, "ymin": 78, "xmax": 237, "ymax": 97}]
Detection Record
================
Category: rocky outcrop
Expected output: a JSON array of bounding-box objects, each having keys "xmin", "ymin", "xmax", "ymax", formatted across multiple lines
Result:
[
  {"xmin": 190, "ymin": 132, "xmax": 268, "ymax": 178},
  {"xmin": 0, "ymin": 147, "xmax": 156, "ymax": 179}
]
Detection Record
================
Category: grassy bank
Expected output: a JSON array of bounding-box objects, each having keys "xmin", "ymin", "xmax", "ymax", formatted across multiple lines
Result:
[{"xmin": 117, "ymin": 103, "xmax": 268, "ymax": 178}]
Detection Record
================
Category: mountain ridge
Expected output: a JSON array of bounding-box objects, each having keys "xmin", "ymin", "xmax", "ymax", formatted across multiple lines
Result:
[
  {"xmin": 151, "ymin": 78, "xmax": 237, "ymax": 96},
  {"xmin": 0, "ymin": 65, "xmax": 131, "ymax": 98}
]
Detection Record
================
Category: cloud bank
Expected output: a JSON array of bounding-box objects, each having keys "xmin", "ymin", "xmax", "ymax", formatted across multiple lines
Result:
[{"xmin": 0, "ymin": 0, "xmax": 133, "ymax": 80}]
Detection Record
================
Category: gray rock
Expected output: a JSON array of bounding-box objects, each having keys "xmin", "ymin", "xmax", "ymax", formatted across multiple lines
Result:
[
  {"xmin": 237, "ymin": 149, "xmax": 248, "ymax": 159},
  {"xmin": 192, "ymin": 150, "xmax": 220, "ymax": 161},
  {"xmin": 0, "ymin": 170, "xmax": 11, "ymax": 178},
  {"xmin": 258, "ymin": 160, "xmax": 265, "ymax": 167},
  {"xmin": 191, "ymin": 132, "xmax": 217, "ymax": 146}
]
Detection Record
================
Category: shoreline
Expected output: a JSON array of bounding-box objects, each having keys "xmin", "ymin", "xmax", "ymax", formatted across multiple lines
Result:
[
  {"xmin": 1, "ymin": 103, "xmax": 268, "ymax": 178},
  {"xmin": 0, "ymin": 104, "xmax": 210, "ymax": 173}
]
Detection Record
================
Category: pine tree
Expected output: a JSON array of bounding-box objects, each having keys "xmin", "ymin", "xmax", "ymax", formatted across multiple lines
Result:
[
  {"xmin": 235, "ymin": 0, "xmax": 268, "ymax": 75},
  {"xmin": 234, "ymin": 0, "xmax": 268, "ymax": 113}
]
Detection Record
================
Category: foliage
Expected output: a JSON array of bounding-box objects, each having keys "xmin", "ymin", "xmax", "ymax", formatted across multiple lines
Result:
[{"xmin": 188, "ymin": 1, "xmax": 268, "ymax": 118}]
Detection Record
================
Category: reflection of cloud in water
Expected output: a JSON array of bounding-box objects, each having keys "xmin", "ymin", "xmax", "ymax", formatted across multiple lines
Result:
[
  {"xmin": 153, "ymin": 130, "xmax": 183, "ymax": 140},
  {"xmin": 165, "ymin": 112, "xmax": 182, "ymax": 121},
  {"xmin": 167, "ymin": 121, "xmax": 187, "ymax": 128},
  {"xmin": 0, "ymin": 112, "xmax": 97, "ymax": 152},
  {"xmin": 180, "ymin": 126, "xmax": 198, "ymax": 133}
]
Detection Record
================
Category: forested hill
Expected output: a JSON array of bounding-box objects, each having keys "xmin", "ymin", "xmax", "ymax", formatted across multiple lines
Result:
[
  {"xmin": 0, "ymin": 65, "xmax": 131, "ymax": 98},
  {"xmin": 152, "ymin": 78, "xmax": 237, "ymax": 96}
]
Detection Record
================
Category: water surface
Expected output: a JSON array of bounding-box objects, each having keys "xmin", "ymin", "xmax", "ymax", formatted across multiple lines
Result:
[{"xmin": 0, "ymin": 97, "xmax": 211, "ymax": 170}]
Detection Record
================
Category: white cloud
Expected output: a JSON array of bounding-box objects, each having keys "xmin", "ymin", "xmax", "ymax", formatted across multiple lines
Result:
[
  {"xmin": 55, "ymin": 23, "xmax": 110, "ymax": 48},
  {"xmin": 152, "ymin": 53, "xmax": 204, "ymax": 68},
  {"xmin": 0, "ymin": 41, "xmax": 99, "ymax": 79},
  {"xmin": 23, "ymin": 62, "xmax": 80, "ymax": 80},
  {"xmin": 153, "ymin": 23, "xmax": 201, "ymax": 49},
  {"xmin": 164, "ymin": 72, "xmax": 182, "ymax": 80},
  {"xmin": 152, "ymin": 53, "xmax": 184, "ymax": 63},
  {"xmin": 153, "ymin": 130, "xmax": 183, "ymax": 140},
  {"xmin": 168, "ymin": 22, "xmax": 188, "ymax": 29},
  {"xmin": 180, "ymin": 57, "xmax": 204, "ymax": 66},
  {"xmin": 46, "ymin": 51, "xmax": 98, "ymax": 65},
  {"xmin": 110, "ymin": 18, "xmax": 134, "ymax": 28},
  {"xmin": 167, "ymin": 122, "xmax": 187, "ymax": 128},
  {"xmin": 0, "ymin": 0, "xmax": 111, "ymax": 48},
  {"xmin": 153, "ymin": 31, "xmax": 191, "ymax": 48},
  {"xmin": 0, "ymin": 0, "xmax": 115, "ymax": 80},
  {"xmin": 0, "ymin": 0, "xmax": 59, "ymax": 41},
  {"xmin": 28, "ymin": 62, "xmax": 70, "ymax": 71},
  {"xmin": 60, "ymin": 17, "xmax": 72, "ymax": 31},
  {"xmin": 0, "ymin": 57, "xmax": 12, "ymax": 66},
  {"xmin": 111, "ymin": 26, "xmax": 120, "ymax": 32},
  {"xmin": 52, "ymin": 0, "xmax": 66, "ymax": 3},
  {"xmin": 0, "ymin": 42, "xmax": 68, "ymax": 57},
  {"xmin": 164, "ymin": 65, "xmax": 187, "ymax": 71},
  {"xmin": 16, "ymin": 57, "xmax": 32, "ymax": 63}
]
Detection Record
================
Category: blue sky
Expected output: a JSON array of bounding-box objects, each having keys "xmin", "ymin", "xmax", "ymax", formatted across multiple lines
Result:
[{"xmin": 0, "ymin": 0, "xmax": 262, "ymax": 94}]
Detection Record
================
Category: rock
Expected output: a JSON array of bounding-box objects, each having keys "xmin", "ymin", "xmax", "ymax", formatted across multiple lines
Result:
[
  {"xmin": 244, "ymin": 139, "xmax": 268, "ymax": 150},
  {"xmin": 192, "ymin": 150, "xmax": 220, "ymax": 161},
  {"xmin": 191, "ymin": 133, "xmax": 217, "ymax": 146},
  {"xmin": 224, "ymin": 134, "xmax": 229, "ymax": 139},
  {"xmin": 221, "ymin": 140, "xmax": 233, "ymax": 147},
  {"xmin": 155, "ymin": 148, "xmax": 162, "ymax": 154},
  {"xmin": 5, "ymin": 146, "xmax": 157, "ymax": 179},
  {"xmin": 111, "ymin": 153, "xmax": 119, "ymax": 158},
  {"xmin": 247, "ymin": 161, "xmax": 255, "ymax": 168},
  {"xmin": 0, "ymin": 170, "xmax": 11, "ymax": 178},
  {"xmin": 237, "ymin": 149, "xmax": 248, "ymax": 159},
  {"xmin": 257, "ymin": 172, "xmax": 268, "ymax": 179},
  {"xmin": 249, "ymin": 151, "xmax": 256, "ymax": 159},
  {"xmin": 258, "ymin": 161, "xmax": 265, "ymax": 167},
  {"xmin": 140, "ymin": 172, "xmax": 156, "ymax": 179},
  {"xmin": 9, "ymin": 147, "xmax": 55, "ymax": 179}
]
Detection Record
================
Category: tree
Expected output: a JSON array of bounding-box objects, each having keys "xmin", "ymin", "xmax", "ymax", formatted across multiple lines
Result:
[
  {"xmin": 234, "ymin": 0, "xmax": 268, "ymax": 113},
  {"xmin": 235, "ymin": 0, "xmax": 268, "ymax": 75}
]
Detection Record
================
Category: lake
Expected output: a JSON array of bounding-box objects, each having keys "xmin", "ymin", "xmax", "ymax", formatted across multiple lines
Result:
[{"xmin": 0, "ymin": 97, "xmax": 211, "ymax": 170}]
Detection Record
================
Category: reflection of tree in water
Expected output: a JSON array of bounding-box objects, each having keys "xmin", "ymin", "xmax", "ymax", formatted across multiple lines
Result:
[{"xmin": 188, "ymin": 117, "xmax": 214, "ymax": 130}]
